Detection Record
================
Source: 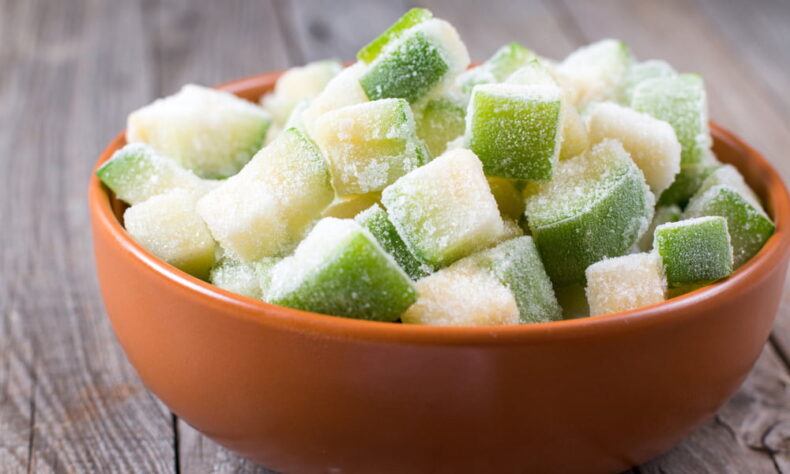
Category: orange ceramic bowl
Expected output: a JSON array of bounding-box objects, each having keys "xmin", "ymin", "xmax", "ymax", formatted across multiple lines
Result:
[{"xmin": 89, "ymin": 71, "xmax": 790, "ymax": 474}]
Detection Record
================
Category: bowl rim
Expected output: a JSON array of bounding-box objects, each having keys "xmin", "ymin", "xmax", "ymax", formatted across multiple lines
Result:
[{"xmin": 89, "ymin": 72, "xmax": 790, "ymax": 346}]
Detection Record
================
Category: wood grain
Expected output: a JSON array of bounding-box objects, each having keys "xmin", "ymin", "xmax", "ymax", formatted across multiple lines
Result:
[
  {"xmin": 138, "ymin": 1, "xmax": 292, "ymax": 471},
  {"xmin": 1, "ymin": 1, "xmax": 789, "ymax": 472},
  {"xmin": 0, "ymin": 0, "xmax": 175, "ymax": 472}
]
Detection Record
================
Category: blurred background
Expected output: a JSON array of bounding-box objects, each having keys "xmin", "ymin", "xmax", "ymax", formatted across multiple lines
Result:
[{"xmin": 2, "ymin": 0, "xmax": 789, "ymax": 472}]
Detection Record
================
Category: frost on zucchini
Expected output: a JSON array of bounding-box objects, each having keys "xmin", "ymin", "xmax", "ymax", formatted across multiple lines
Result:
[
  {"xmin": 585, "ymin": 253, "xmax": 667, "ymax": 316},
  {"xmin": 630, "ymin": 73, "xmax": 711, "ymax": 167},
  {"xmin": 382, "ymin": 148, "xmax": 505, "ymax": 269},
  {"xmin": 685, "ymin": 178, "xmax": 774, "ymax": 268},
  {"xmin": 457, "ymin": 42, "xmax": 535, "ymax": 95},
  {"xmin": 556, "ymin": 39, "xmax": 632, "ymax": 106},
  {"xmin": 654, "ymin": 216, "xmax": 733, "ymax": 287},
  {"xmin": 403, "ymin": 236, "xmax": 561, "ymax": 326},
  {"xmin": 312, "ymin": 98, "xmax": 428, "ymax": 196},
  {"xmin": 197, "ymin": 128, "xmax": 334, "ymax": 263},
  {"xmin": 413, "ymin": 94, "xmax": 466, "ymax": 157},
  {"xmin": 97, "ymin": 143, "xmax": 212, "ymax": 205},
  {"xmin": 357, "ymin": 8, "xmax": 434, "ymax": 63},
  {"xmin": 358, "ymin": 16, "xmax": 470, "ymax": 104},
  {"xmin": 127, "ymin": 84, "xmax": 272, "ymax": 179},
  {"xmin": 355, "ymin": 204, "xmax": 429, "ymax": 280},
  {"xmin": 124, "ymin": 189, "xmax": 216, "ymax": 280},
  {"xmin": 261, "ymin": 60, "xmax": 342, "ymax": 126},
  {"xmin": 465, "ymin": 83, "xmax": 563, "ymax": 181},
  {"xmin": 267, "ymin": 218, "xmax": 417, "ymax": 321},
  {"xmin": 587, "ymin": 102, "xmax": 681, "ymax": 195},
  {"xmin": 525, "ymin": 139, "xmax": 654, "ymax": 285}
]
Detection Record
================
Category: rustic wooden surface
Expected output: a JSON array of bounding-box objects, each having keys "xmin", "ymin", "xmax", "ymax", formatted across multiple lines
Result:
[{"xmin": 1, "ymin": 0, "xmax": 789, "ymax": 472}]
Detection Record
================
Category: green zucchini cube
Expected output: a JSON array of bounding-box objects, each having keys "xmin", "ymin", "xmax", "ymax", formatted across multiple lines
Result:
[
  {"xmin": 359, "ymin": 19, "xmax": 469, "ymax": 104},
  {"xmin": 685, "ymin": 185, "xmax": 774, "ymax": 268},
  {"xmin": 97, "ymin": 143, "xmax": 209, "ymax": 205},
  {"xmin": 631, "ymin": 73, "xmax": 711, "ymax": 167},
  {"xmin": 619, "ymin": 59, "xmax": 676, "ymax": 104},
  {"xmin": 654, "ymin": 216, "xmax": 733, "ymax": 286},
  {"xmin": 465, "ymin": 83, "xmax": 563, "ymax": 180},
  {"xmin": 355, "ymin": 204, "xmax": 429, "ymax": 280},
  {"xmin": 457, "ymin": 42, "xmax": 535, "ymax": 94},
  {"xmin": 267, "ymin": 218, "xmax": 417, "ymax": 321},
  {"xmin": 357, "ymin": 8, "xmax": 434, "ymax": 63},
  {"xmin": 413, "ymin": 94, "xmax": 466, "ymax": 157},
  {"xmin": 525, "ymin": 139, "xmax": 654, "ymax": 285},
  {"xmin": 480, "ymin": 236, "xmax": 562, "ymax": 323}
]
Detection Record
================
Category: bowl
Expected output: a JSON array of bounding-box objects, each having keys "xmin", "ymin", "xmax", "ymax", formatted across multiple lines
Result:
[{"xmin": 89, "ymin": 70, "xmax": 790, "ymax": 474}]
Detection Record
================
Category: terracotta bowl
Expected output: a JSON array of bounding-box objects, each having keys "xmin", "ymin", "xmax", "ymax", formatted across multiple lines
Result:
[{"xmin": 89, "ymin": 70, "xmax": 790, "ymax": 474}]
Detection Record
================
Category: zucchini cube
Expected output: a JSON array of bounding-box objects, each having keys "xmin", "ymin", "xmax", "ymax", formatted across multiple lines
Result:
[
  {"xmin": 465, "ymin": 83, "xmax": 563, "ymax": 181},
  {"xmin": 403, "ymin": 236, "xmax": 561, "ymax": 326},
  {"xmin": 557, "ymin": 39, "xmax": 632, "ymax": 106},
  {"xmin": 261, "ymin": 60, "xmax": 342, "ymax": 125},
  {"xmin": 359, "ymin": 19, "xmax": 469, "ymax": 104},
  {"xmin": 313, "ymin": 98, "xmax": 428, "ymax": 195},
  {"xmin": 685, "ymin": 185, "xmax": 774, "ymax": 268},
  {"xmin": 413, "ymin": 94, "xmax": 466, "ymax": 157},
  {"xmin": 127, "ymin": 84, "xmax": 271, "ymax": 179},
  {"xmin": 654, "ymin": 216, "xmax": 733, "ymax": 286},
  {"xmin": 588, "ymin": 102, "xmax": 681, "ymax": 195},
  {"xmin": 197, "ymin": 128, "xmax": 334, "ymax": 262},
  {"xmin": 631, "ymin": 73, "xmax": 711, "ymax": 166},
  {"xmin": 97, "ymin": 143, "xmax": 209, "ymax": 205},
  {"xmin": 210, "ymin": 257, "xmax": 264, "ymax": 300},
  {"xmin": 585, "ymin": 253, "xmax": 667, "ymax": 316},
  {"xmin": 619, "ymin": 59, "xmax": 676, "ymax": 103},
  {"xmin": 357, "ymin": 8, "xmax": 434, "ymax": 63},
  {"xmin": 505, "ymin": 60, "xmax": 589, "ymax": 161},
  {"xmin": 355, "ymin": 204, "xmax": 429, "ymax": 280},
  {"xmin": 382, "ymin": 149, "xmax": 505, "ymax": 268},
  {"xmin": 302, "ymin": 63, "xmax": 369, "ymax": 137},
  {"xmin": 267, "ymin": 218, "xmax": 417, "ymax": 321},
  {"xmin": 124, "ymin": 189, "xmax": 216, "ymax": 280},
  {"xmin": 525, "ymin": 139, "xmax": 654, "ymax": 285}
]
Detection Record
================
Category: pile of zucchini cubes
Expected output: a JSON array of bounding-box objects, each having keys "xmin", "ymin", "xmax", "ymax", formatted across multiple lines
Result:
[{"xmin": 98, "ymin": 9, "xmax": 774, "ymax": 324}]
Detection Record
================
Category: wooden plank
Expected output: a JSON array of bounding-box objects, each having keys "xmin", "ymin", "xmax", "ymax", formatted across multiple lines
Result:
[
  {"xmin": 280, "ymin": 0, "xmax": 412, "ymax": 63},
  {"xmin": 141, "ymin": 0, "xmax": 291, "ymax": 94},
  {"xmin": 178, "ymin": 423, "xmax": 274, "ymax": 474},
  {"xmin": 417, "ymin": 0, "xmax": 579, "ymax": 61},
  {"xmin": 639, "ymin": 344, "xmax": 790, "ymax": 473},
  {"xmin": 0, "ymin": 0, "xmax": 176, "ymax": 472},
  {"xmin": 695, "ymin": 0, "xmax": 790, "ymax": 121},
  {"xmin": 0, "ymin": 2, "xmax": 35, "ymax": 471},
  {"xmin": 138, "ymin": 1, "xmax": 292, "ymax": 471},
  {"xmin": 690, "ymin": 0, "xmax": 790, "ymax": 369}
]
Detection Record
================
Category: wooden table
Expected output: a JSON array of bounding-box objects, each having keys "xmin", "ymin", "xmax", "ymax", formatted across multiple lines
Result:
[{"xmin": 2, "ymin": 0, "xmax": 789, "ymax": 472}]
